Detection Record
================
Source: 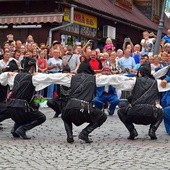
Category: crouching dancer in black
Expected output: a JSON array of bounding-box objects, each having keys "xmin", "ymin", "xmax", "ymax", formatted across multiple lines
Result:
[
  {"xmin": 8, "ymin": 57, "xmax": 46, "ymax": 139},
  {"xmin": 47, "ymin": 66, "xmax": 71, "ymax": 118},
  {"xmin": 61, "ymin": 73, "xmax": 107, "ymax": 143},
  {"xmin": 118, "ymin": 64, "xmax": 163, "ymax": 140},
  {"xmin": 0, "ymin": 57, "xmax": 19, "ymax": 130}
]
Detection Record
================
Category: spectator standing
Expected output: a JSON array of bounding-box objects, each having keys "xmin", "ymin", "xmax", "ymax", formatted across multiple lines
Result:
[
  {"xmin": 47, "ymin": 49, "xmax": 63, "ymax": 99},
  {"xmin": 161, "ymin": 29, "xmax": 170, "ymax": 46},
  {"xmin": 118, "ymin": 49, "xmax": 136, "ymax": 73},
  {"xmin": 89, "ymin": 50, "xmax": 102, "ymax": 73},
  {"xmin": 151, "ymin": 56, "xmax": 161, "ymax": 72},
  {"xmin": 162, "ymin": 43, "xmax": 170, "ymax": 54},
  {"xmin": 62, "ymin": 45, "xmax": 80, "ymax": 74},
  {"xmin": 15, "ymin": 40, "xmax": 22, "ymax": 50},
  {"xmin": 6, "ymin": 34, "xmax": 15, "ymax": 46},
  {"xmin": 0, "ymin": 51, "xmax": 11, "ymax": 73},
  {"xmin": 132, "ymin": 44, "xmax": 141, "ymax": 64},
  {"xmin": 108, "ymin": 51, "xmax": 121, "ymax": 74},
  {"xmin": 37, "ymin": 50, "xmax": 48, "ymax": 73},
  {"xmin": 103, "ymin": 38, "xmax": 115, "ymax": 52},
  {"xmin": 140, "ymin": 31, "xmax": 156, "ymax": 57},
  {"xmin": 26, "ymin": 35, "xmax": 34, "ymax": 45}
]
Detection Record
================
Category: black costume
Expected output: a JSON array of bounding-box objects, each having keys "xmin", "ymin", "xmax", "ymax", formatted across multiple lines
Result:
[
  {"xmin": 47, "ymin": 65, "xmax": 71, "ymax": 118},
  {"xmin": 0, "ymin": 84, "xmax": 10, "ymax": 130},
  {"xmin": 118, "ymin": 64, "xmax": 163, "ymax": 140},
  {"xmin": 8, "ymin": 57, "xmax": 46, "ymax": 139},
  {"xmin": 0, "ymin": 59, "xmax": 19, "ymax": 129},
  {"xmin": 61, "ymin": 73, "xmax": 107, "ymax": 143},
  {"xmin": 47, "ymin": 84, "xmax": 71, "ymax": 118},
  {"xmin": 77, "ymin": 58, "xmax": 95, "ymax": 75}
]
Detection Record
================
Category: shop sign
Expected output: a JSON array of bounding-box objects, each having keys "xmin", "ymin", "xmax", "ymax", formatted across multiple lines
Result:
[
  {"xmin": 115, "ymin": 0, "xmax": 132, "ymax": 12},
  {"xmin": 80, "ymin": 26, "xmax": 97, "ymax": 38},
  {"xmin": 62, "ymin": 22, "xmax": 80, "ymax": 34},
  {"xmin": 64, "ymin": 8, "xmax": 97, "ymax": 29}
]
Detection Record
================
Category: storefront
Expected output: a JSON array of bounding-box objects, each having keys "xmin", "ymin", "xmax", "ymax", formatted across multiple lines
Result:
[{"xmin": 58, "ymin": 8, "xmax": 98, "ymax": 47}]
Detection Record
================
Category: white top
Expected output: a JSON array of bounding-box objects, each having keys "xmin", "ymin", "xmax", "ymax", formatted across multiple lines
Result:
[
  {"xmin": 0, "ymin": 72, "xmax": 170, "ymax": 92},
  {"xmin": 0, "ymin": 59, "xmax": 9, "ymax": 73}
]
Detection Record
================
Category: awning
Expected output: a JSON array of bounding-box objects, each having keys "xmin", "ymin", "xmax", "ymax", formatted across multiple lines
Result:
[{"xmin": 0, "ymin": 13, "xmax": 64, "ymax": 25}]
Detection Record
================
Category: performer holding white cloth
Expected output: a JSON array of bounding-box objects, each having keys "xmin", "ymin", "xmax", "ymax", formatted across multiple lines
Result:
[{"xmin": 1, "ymin": 71, "xmax": 170, "ymax": 92}]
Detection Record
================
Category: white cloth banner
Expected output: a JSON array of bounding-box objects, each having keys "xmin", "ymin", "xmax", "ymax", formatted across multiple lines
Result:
[{"xmin": 0, "ymin": 72, "xmax": 170, "ymax": 92}]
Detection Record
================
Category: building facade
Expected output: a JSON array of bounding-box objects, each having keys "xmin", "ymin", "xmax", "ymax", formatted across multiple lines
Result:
[{"xmin": 0, "ymin": 0, "xmax": 169, "ymax": 49}]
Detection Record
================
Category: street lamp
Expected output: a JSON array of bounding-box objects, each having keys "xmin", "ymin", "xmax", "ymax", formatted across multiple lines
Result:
[{"xmin": 153, "ymin": 0, "xmax": 167, "ymax": 55}]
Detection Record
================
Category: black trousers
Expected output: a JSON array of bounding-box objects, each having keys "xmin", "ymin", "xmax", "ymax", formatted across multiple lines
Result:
[
  {"xmin": 118, "ymin": 107, "xmax": 163, "ymax": 130},
  {"xmin": 47, "ymin": 97, "xmax": 67, "ymax": 114},
  {"xmin": 0, "ymin": 102, "xmax": 46, "ymax": 134},
  {"xmin": 9, "ymin": 107, "xmax": 46, "ymax": 127},
  {"xmin": 0, "ymin": 102, "xmax": 11, "ymax": 122},
  {"xmin": 62, "ymin": 107, "xmax": 107, "ymax": 127}
]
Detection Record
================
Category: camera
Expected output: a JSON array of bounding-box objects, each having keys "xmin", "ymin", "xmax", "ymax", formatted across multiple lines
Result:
[{"xmin": 89, "ymin": 40, "xmax": 94, "ymax": 49}]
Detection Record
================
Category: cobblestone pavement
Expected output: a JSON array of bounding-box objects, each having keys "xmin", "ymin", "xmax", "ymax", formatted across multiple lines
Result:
[{"xmin": 0, "ymin": 108, "xmax": 170, "ymax": 170}]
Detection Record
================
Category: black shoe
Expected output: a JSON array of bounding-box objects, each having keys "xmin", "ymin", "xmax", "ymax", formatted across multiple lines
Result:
[
  {"xmin": 127, "ymin": 129, "xmax": 138, "ymax": 140},
  {"xmin": 67, "ymin": 137, "xmax": 74, "ymax": 143},
  {"xmin": 78, "ymin": 132, "xmax": 93, "ymax": 143},
  {"xmin": 11, "ymin": 131, "xmax": 20, "ymax": 138},
  {"xmin": 148, "ymin": 128, "xmax": 157, "ymax": 140},
  {"xmin": 53, "ymin": 112, "xmax": 60, "ymax": 118},
  {"xmin": 11, "ymin": 127, "xmax": 20, "ymax": 138},
  {"xmin": 15, "ymin": 127, "xmax": 31, "ymax": 140}
]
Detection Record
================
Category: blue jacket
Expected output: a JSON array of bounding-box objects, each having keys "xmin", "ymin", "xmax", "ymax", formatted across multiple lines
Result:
[
  {"xmin": 165, "ymin": 69, "xmax": 170, "ymax": 83},
  {"xmin": 96, "ymin": 86, "xmax": 117, "ymax": 97},
  {"xmin": 161, "ymin": 91, "xmax": 170, "ymax": 108}
]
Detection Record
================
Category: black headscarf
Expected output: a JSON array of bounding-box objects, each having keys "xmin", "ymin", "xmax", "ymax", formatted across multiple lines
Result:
[
  {"xmin": 137, "ymin": 62, "xmax": 155, "ymax": 79},
  {"xmin": 22, "ymin": 57, "xmax": 36, "ymax": 72}
]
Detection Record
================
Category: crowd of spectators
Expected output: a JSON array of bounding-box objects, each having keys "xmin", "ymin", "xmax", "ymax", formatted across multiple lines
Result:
[{"xmin": 0, "ymin": 30, "xmax": 170, "ymax": 101}]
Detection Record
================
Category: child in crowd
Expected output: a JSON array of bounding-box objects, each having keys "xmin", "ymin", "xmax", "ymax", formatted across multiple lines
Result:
[{"xmin": 103, "ymin": 38, "xmax": 115, "ymax": 52}]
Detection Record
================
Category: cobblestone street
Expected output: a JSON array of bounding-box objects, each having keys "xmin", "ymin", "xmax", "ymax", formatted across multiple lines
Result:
[{"xmin": 0, "ymin": 108, "xmax": 170, "ymax": 170}]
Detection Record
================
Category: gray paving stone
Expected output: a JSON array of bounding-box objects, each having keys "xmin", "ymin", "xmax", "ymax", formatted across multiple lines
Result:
[{"xmin": 0, "ymin": 108, "xmax": 170, "ymax": 169}]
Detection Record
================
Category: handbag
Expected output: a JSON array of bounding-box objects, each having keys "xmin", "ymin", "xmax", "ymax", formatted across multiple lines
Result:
[{"xmin": 7, "ymin": 99, "xmax": 30, "ymax": 112}]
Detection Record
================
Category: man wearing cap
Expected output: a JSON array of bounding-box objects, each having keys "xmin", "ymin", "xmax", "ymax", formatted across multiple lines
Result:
[
  {"xmin": 118, "ymin": 63, "xmax": 163, "ymax": 140},
  {"xmin": 62, "ymin": 45, "xmax": 80, "ymax": 74},
  {"xmin": 93, "ymin": 66, "xmax": 119, "ymax": 115}
]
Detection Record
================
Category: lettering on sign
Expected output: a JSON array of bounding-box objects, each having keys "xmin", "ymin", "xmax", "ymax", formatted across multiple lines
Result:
[{"xmin": 64, "ymin": 8, "xmax": 97, "ymax": 29}]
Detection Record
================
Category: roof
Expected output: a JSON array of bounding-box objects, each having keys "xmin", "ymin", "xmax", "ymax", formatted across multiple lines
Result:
[{"xmin": 74, "ymin": 0, "xmax": 169, "ymax": 32}]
